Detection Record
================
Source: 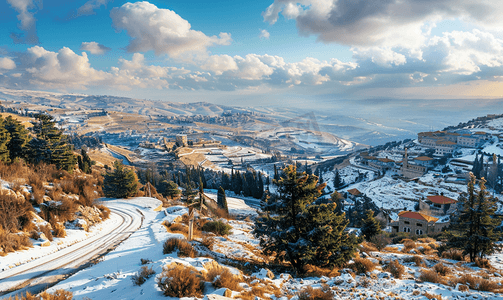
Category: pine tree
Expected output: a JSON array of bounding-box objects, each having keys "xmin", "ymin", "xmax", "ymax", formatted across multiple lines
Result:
[
  {"xmin": 79, "ymin": 148, "xmax": 92, "ymax": 174},
  {"xmin": 5, "ymin": 116, "xmax": 30, "ymax": 162},
  {"xmin": 0, "ymin": 116, "xmax": 10, "ymax": 162},
  {"xmin": 217, "ymin": 186, "xmax": 228, "ymax": 213},
  {"xmin": 161, "ymin": 180, "xmax": 181, "ymax": 198},
  {"xmin": 103, "ymin": 160, "xmax": 139, "ymax": 198},
  {"xmin": 333, "ymin": 168, "xmax": 344, "ymax": 190},
  {"xmin": 360, "ymin": 210, "xmax": 381, "ymax": 241},
  {"xmin": 447, "ymin": 173, "xmax": 501, "ymax": 261},
  {"xmin": 472, "ymin": 153, "xmax": 480, "ymax": 178},
  {"xmin": 254, "ymin": 165, "xmax": 359, "ymax": 275}
]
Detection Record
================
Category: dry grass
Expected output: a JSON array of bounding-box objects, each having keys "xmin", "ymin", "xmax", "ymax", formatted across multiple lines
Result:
[
  {"xmin": 441, "ymin": 249, "xmax": 465, "ymax": 261},
  {"xmin": 369, "ymin": 233, "xmax": 391, "ymax": 251},
  {"xmin": 157, "ymin": 264, "xmax": 205, "ymax": 298},
  {"xmin": 402, "ymin": 239, "xmax": 417, "ymax": 253},
  {"xmin": 384, "ymin": 260, "xmax": 405, "ymax": 279},
  {"xmin": 474, "ymin": 257, "xmax": 492, "ymax": 269},
  {"xmin": 433, "ymin": 263, "xmax": 451, "ymax": 276},
  {"xmin": 201, "ymin": 235, "xmax": 216, "ymax": 249},
  {"xmin": 422, "ymin": 291, "xmax": 443, "ymax": 300},
  {"xmin": 456, "ymin": 274, "xmax": 501, "ymax": 292},
  {"xmin": 419, "ymin": 269, "xmax": 444, "ymax": 284},
  {"xmin": 297, "ymin": 285, "xmax": 334, "ymax": 300},
  {"xmin": 0, "ymin": 229, "xmax": 32, "ymax": 255},
  {"xmin": 403, "ymin": 255, "xmax": 424, "ymax": 266},
  {"xmin": 303, "ymin": 265, "xmax": 340, "ymax": 278},
  {"xmin": 39, "ymin": 224, "xmax": 53, "ymax": 242},
  {"xmin": 360, "ymin": 241, "xmax": 378, "ymax": 253},
  {"xmin": 140, "ymin": 258, "xmax": 152, "ymax": 265},
  {"xmin": 206, "ymin": 267, "xmax": 243, "ymax": 291},
  {"xmin": 4, "ymin": 289, "xmax": 73, "ymax": 300},
  {"xmin": 162, "ymin": 238, "xmax": 197, "ymax": 258},
  {"xmin": 52, "ymin": 222, "xmax": 66, "ymax": 238},
  {"xmin": 131, "ymin": 265, "xmax": 156, "ymax": 286},
  {"xmin": 349, "ymin": 257, "xmax": 376, "ymax": 274}
]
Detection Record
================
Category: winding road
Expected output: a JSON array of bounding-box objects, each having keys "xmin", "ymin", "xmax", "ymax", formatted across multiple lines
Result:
[{"xmin": 0, "ymin": 203, "xmax": 143, "ymax": 297}]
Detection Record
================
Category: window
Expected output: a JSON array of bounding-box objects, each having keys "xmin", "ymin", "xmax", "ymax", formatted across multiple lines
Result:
[
  {"xmin": 404, "ymin": 221, "xmax": 410, "ymax": 225},
  {"xmin": 416, "ymin": 223, "xmax": 422, "ymax": 227},
  {"xmin": 416, "ymin": 229, "xmax": 423, "ymax": 235},
  {"xmin": 403, "ymin": 227, "xmax": 411, "ymax": 233}
]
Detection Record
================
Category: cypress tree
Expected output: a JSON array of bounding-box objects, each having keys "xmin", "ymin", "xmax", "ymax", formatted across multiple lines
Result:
[
  {"xmin": 333, "ymin": 168, "xmax": 344, "ymax": 190},
  {"xmin": 5, "ymin": 116, "xmax": 30, "ymax": 162},
  {"xmin": 217, "ymin": 186, "xmax": 228, "ymax": 213},
  {"xmin": 254, "ymin": 165, "xmax": 359, "ymax": 275}
]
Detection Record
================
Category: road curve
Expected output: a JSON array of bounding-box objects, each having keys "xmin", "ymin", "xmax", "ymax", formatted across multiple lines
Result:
[{"xmin": 0, "ymin": 204, "xmax": 143, "ymax": 297}]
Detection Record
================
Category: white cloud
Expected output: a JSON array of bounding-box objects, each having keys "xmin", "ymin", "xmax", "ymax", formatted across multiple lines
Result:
[
  {"xmin": 7, "ymin": 0, "xmax": 39, "ymax": 44},
  {"xmin": 200, "ymin": 55, "xmax": 238, "ymax": 75},
  {"xmin": 110, "ymin": 2, "xmax": 232, "ymax": 57},
  {"xmin": 0, "ymin": 58, "xmax": 16, "ymax": 70},
  {"xmin": 77, "ymin": 0, "xmax": 111, "ymax": 15},
  {"xmin": 353, "ymin": 48, "xmax": 407, "ymax": 68},
  {"xmin": 263, "ymin": 0, "xmax": 503, "ymax": 49},
  {"xmin": 80, "ymin": 42, "xmax": 111, "ymax": 55},
  {"xmin": 259, "ymin": 29, "xmax": 270, "ymax": 39}
]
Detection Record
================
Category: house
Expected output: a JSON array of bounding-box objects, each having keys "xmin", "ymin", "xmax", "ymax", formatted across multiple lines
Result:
[
  {"xmin": 346, "ymin": 188, "xmax": 362, "ymax": 200},
  {"xmin": 413, "ymin": 156, "xmax": 434, "ymax": 168},
  {"xmin": 401, "ymin": 148, "xmax": 426, "ymax": 179},
  {"xmin": 391, "ymin": 211, "xmax": 448, "ymax": 235},
  {"xmin": 419, "ymin": 195, "xmax": 457, "ymax": 215},
  {"xmin": 434, "ymin": 140, "xmax": 456, "ymax": 156}
]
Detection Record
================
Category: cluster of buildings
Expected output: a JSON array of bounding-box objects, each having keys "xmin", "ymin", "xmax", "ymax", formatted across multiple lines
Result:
[{"xmin": 418, "ymin": 130, "xmax": 490, "ymax": 156}]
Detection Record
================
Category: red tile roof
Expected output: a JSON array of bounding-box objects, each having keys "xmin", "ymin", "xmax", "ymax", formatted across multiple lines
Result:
[
  {"xmin": 414, "ymin": 156, "xmax": 433, "ymax": 161},
  {"xmin": 427, "ymin": 195, "xmax": 457, "ymax": 204},
  {"xmin": 347, "ymin": 188, "xmax": 362, "ymax": 196},
  {"xmin": 399, "ymin": 211, "xmax": 438, "ymax": 223}
]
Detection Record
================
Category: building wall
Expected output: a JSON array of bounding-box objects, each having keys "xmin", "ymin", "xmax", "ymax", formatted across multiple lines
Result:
[{"xmin": 398, "ymin": 217, "xmax": 443, "ymax": 235}]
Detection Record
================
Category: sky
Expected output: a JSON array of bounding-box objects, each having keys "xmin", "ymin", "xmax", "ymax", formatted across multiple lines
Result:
[{"xmin": 1, "ymin": 0, "xmax": 503, "ymax": 106}]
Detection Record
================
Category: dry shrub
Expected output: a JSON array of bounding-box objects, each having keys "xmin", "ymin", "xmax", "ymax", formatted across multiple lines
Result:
[
  {"xmin": 201, "ymin": 235, "xmax": 216, "ymax": 249},
  {"xmin": 433, "ymin": 263, "xmax": 451, "ymax": 276},
  {"xmin": 213, "ymin": 207, "xmax": 230, "ymax": 219},
  {"xmin": 370, "ymin": 233, "xmax": 392, "ymax": 251},
  {"xmin": 419, "ymin": 269, "xmax": 443, "ymax": 284},
  {"xmin": 4, "ymin": 289, "xmax": 73, "ymax": 300},
  {"xmin": 303, "ymin": 265, "xmax": 340, "ymax": 278},
  {"xmin": 140, "ymin": 258, "xmax": 152, "ymax": 265},
  {"xmin": 206, "ymin": 267, "xmax": 243, "ymax": 291},
  {"xmin": 157, "ymin": 265, "xmax": 204, "ymax": 298},
  {"xmin": 0, "ymin": 189, "xmax": 33, "ymax": 233},
  {"xmin": 474, "ymin": 257, "xmax": 492, "ymax": 269},
  {"xmin": 0, "ymin": 230, "xmax": 32, "ymax": 254},
  {"xmin": 167, "ymin": 222, "xmax": 188, "ymax": 235},
  {"xmin": 422, "ymin": 292, "xmax": 443, "ymax": 300},
  {"xmin": 40, "ymin": 197, "xmax": 78, "ymax": 224},
  {"xmin": 350, "ymin": 257, "xmax": 376, "ymax": 274},
  {"xmin": 441, "ymin": 249, "xmax": 464, "ymax": 261},
  {"xmin": 39, "ymin": 224, "xmax": 53, "ymax": 241},
  {"xmin": 52, "ymin": 222, "xmax": 66, "ymax": 238},
  {"xmin": 360, "ymin": 241, "xmax": 377, "ymax": 253},
  {"xmin": 29, "ymin": 230, "xmax": 40, "ymax": 240},
  {"xmin": 201, "ymin": 220, "xmax": 232, "ymax": 236},
  {"xmin": 384, "ymin": 260, "xmax": 405, "ymax": 279},
  {"xmin": 477, "ymin": 278, "xmax": 500, "ymax": 292},
  {"xmin": 0, "ymin": 160, "xmax": 30, "ymax": 183},
  {"xmin": 297, "ymin": 285, "xmax": 334, "ymax": 300},
  {"xmin": 404, "ymin": 255, "xmax": 423, "ymax": 266},
  {"xmin": 95, "ymin": 204, "xmax": 110, "ymax": 220},
  {"xmin": 418, "ymin": 237, "xmax": 436, "ymax": 243},
  {"xmin": 162, "ymin": 238, "xmax": 197, "ymax": 257},
  {"xmin": 131, "ymin": 265, "xmax": 156, "ymax": 286},
  {"xmin": 402, "ymin": 239, "xmax": 416, "ymax": 252},
  {"xmin": 458, "ymin": 284, "xmax": 469, "ymax": 292}
]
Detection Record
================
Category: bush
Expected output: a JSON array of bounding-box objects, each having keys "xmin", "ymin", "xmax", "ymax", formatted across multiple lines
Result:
[
  {"xmin": 157, "ymin": 265, "xmax": 204, "ymax": 298},
  {"xmin": 131, "ymin": 266, "xmax": 156, "ymax": 286},
  {"xmin": 384, "ymin": 260, "xmax": 405, "ymax": 279},
  {"xmin": 162, "ymin": 238, "xmax": 197, "ymax": 257},
  {"xmin": 52, "ymin": 222, "xmax": 66, "ymax": 238},
  {"xmin": 474, "ymin": 258, "xmax": 492, "ymax": 269},
  {"xmin": 419, "ymin": 269, "xmax": 443, "ymax": 284},
  {"xmin": 0, "ymin": 230, "xmax": 32, "ymax": 255},
  {"xmin": 39, "ymin": 224, "xmax": 53, "ymax": 241},
  {"xmin": 4, "ymin": 289, "xmax": 73, "ymax": 300},
  {"xmin": 297, "ymin": 285, "xmax": 334, "ymax": 300},
  {"xmin": 206, "ymin": 267, "xmax": 242, "ymax": 291},
  {"xmin": 403, "ymin": 255, "xmax": 424, "ymax": 266},
  {"xmin": 201, "ymin": 220, "xmax": 232, "ymax": 236},
  {"xmin": 140, "ymin": 258, "xmax": 152, "ymax": 265},
  {"xmin": 402, "ymin": 239, "xmax": 416, "ymax": 252},
  {"xmin": 433, "ymin": 263, "xmax": 451, "ymax": 276},
  {"xmin": 441, "ymin": 249, "xmax": 464, "ymax": 261},
  {"xmin": 96, "ymin": 204, "xmax": 110, "ymax": 220},
  {"xmin": 350, "ymin": 257, "xmax": 376, "ymax": 274},
  {"xmin": 370, "ymin": 233, "xmax": 391, "ymax": 251}
]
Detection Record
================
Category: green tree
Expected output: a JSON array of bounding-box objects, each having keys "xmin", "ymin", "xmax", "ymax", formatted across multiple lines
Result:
[
  {"xmin": 360, "ymin": 210, "xmax": 381, "ymax": 241},
  {"xmin": 447, "ymin": 173, "xmax": 501, "ymax": 261},
  {"xmin": 254, "ymin": 165, "xmax": 359, "ymax": 275},
  {"xmin": 161, "ymin": 180, "xmax": 181, "ymax": 198},
  {"xmin": 78, "ymin": 148, "xmax": 92, "ymax": 174},
  {"xmin": 333, "ymin": 168, "xmax": 344, "ymax": 190},
  {"xmin": 217, "ymin": 186, "xmax": 228, "ymax": 213},
  {"xmin": 103, "ymin": 160, "xmax": 139, "ymax": 198},
  {"xmin": 4, "ymin": 116, "xmax": 30, "ymax": 161},
  {"xmin": 0, "ymin": 116, "xmax": 11, "ymax": 162}
]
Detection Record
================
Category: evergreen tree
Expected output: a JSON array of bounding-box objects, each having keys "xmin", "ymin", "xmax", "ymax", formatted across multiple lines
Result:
[
  {"xmin": 333, "ymin": 168, "xmax": 344, "ymax": 190},
  {"xmin": 254, "ymin": 165, "xmax": 359, "ymax": 275},
  {"xmin": 217, "ymin": 186, "xmax": 228, "ymax": 213},
  {"xmin": 5, "ymin": 116, "xmax": 30, "ymax": 161},
  {"xmin": 472, "ymin": 153, "xmax": 480, "ymax": 178},
  {"xmin": 103, "ymin": 160, "xmax": 139, "ymax": 198},
  {"xmin": 0, "ymin": 116, "xmax": 10, "ymax": 162},
  {"xmin": 330, "ymin": 191, "xmax": 344, "ymax": 214},
  {"xmin": 360, "ymin": 210, "xmax": 381, "ymax": 241},
  {"xmin": 447, "ymin": 173, "xmax": 501, "ymax": 261},
  {"xmin": 161, "ymin": 180, "xmax": 181, "ymax": 198},
  {"xmin": 79, "ymin": 148, "xmax": 92, "ymax": 174}
]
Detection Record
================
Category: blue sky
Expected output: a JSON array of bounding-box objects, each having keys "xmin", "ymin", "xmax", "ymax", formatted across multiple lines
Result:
[{"xmin": 1, "ymin": 0, "xmax": 503, "ymax": 105}]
